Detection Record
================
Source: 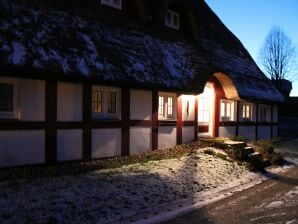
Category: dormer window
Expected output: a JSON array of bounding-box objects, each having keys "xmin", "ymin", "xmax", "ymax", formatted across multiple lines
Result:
[
  {"xmin": 165, "ymin": 10, "xmax": 180, "ymax": 30},
  {"xmin": 101, "ymin": 0, "xmax": 122, "ymax": 10}
]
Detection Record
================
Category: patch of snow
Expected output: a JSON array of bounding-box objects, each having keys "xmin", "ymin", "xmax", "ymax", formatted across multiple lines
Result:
[
  {"xmin": 0, "ymin": 22, "xmax": 9, "ymax": 30},
  {"xmin": 286, "ymin": 219, "xmax": 297, "ymax": 224},
  {"xmin": 249, "ymin": 213, "xmax": 286, "ymax": 222},
  {"xmin": 163, "ymin": 49, "xmax": 182, "ymax": 78},
  {"xmin": 285, "ymin": 186, "xmax": 298, "ymax": 199},
  {"xmin": 33, "ymin": 60, "xmax": 43, "ymax": 68},
  {"xmin": 9, "ymin": 41, "xmax": 26, "ymax": 65},
  {"xmin": 266, "ymin": 201, "xmax": 284, "ymax": 209},
  {"xmin": 76, "ymin": 57, "xmax": 89, "ymax": 76}
]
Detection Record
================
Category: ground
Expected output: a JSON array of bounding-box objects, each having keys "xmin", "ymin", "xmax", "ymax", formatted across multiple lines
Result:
[
  {"xmin": 0, "ymin": 138, "xmax": 297, "ymax": 224},
  {"xmin": 163, "ymin": 166, "xmax": 298, "ymax": 224}
]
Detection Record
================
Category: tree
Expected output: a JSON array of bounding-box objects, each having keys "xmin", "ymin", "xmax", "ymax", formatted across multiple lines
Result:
[{"xmin": 259, "ymin": 26, "xmax": 296, "ymax": 85}]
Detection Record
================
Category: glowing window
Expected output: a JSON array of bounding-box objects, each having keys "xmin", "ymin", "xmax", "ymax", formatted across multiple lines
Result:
[{"xmin": 220, "ymin": 100, "xmax": 234, "ymax": 122}]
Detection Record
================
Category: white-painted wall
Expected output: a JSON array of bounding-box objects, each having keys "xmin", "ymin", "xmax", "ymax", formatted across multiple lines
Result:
[
  {"xmin": 57, "ymin": 82, "xmax": 82, "ymax": 121},
  {"xmin": 219, "ymin": 126, "xmax": 236, "ymax": 138},
  {"xmin": 130, "ymin": 89, "xmax": 152, "ymax": 120},
  {"xmin": 19, "ymin": 79, "xmax": 45, "ymax": 121},
  {"xmin": 182, "ymin": 127, "xmax": 194, "ymax": 144},
  {"xmin": 238, "ymin": 126, "xmax": 255, "ymax": 141},
  {"xmin": 158, "ymin": 126, "xmax": 177, "ymax": 149},
  {"xmin": 0, "ymin": 131, "xmax": 45, "ymax": 167},
  {"xmin": 272, "ymin": 126, "xmax": 278, "ymax": 138},
  {"xmin": 57, "ymin": 129, "xmax": 82, "ymax": 161},
  {"xmin": 273, "ymin": 106, "xmax": 278, "ymax": 123},
  {"xmin": 130, "ymin": 127, "xmax": 152, "ymax": 155},
  {"xmin": 258, "ymin": 126, "xmax": 271, "ymax": 140},
  {"xmin": 92, "ymin": 129, "xmax": 121, "ymax": 158},
  {"xmin": 181, "ymin": 95, "xmax": 195, "ymax": 121}
]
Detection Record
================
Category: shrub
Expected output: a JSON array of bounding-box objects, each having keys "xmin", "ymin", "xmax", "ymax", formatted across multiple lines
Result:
[
  {"xmin": 247, "ymin": 154, "xmax": 265, "ymax": 171},
  {"xmin": 231, "ymin": 135, "xmax": 247, "ymax": 143}
]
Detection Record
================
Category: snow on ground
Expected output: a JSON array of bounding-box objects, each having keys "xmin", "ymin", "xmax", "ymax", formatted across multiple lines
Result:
[{"xmin": 0, "ymin": 148, "xmax": 265, "ymax": 224}]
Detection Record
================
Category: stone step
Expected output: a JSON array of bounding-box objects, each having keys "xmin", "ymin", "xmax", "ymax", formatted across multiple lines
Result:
[
  {"xmin": 224, "ymin": 140, "xmax": 247, "ymax": 149},
  {"xmin": 244, "ymin": 146, "xmax": 255, "ymax": 154},
  {"xmin": 248, "ymin": 152, "xmax": 262, "ymax": 158}
]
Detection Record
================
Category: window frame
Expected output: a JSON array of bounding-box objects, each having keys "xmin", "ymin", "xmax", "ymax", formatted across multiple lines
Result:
[
  {"xmin": 0, "ymin": 79, "xmax": 18, "ymax": 119},
  {"xmin": 198, "ymin": 87, "xmax": 211, "ymax": 124},
  {"xmin": 92, "ymin": 86, "xmax": 121, "ymax": 120},
  {"xmin": 158, "ymin": 92, "xmax": 177, "ymax": 120},
  {"xmin": 259, "ymin": 104, "xmax": 271, "ymax": 122},
  {"xmin": 220, "ymin": 100, "xmax": 235, "ymax": 122},
  {"xmin": 101, "ymin": 0, "xmax": 122, "ymax": 10},
  {"xmin": 165, "ymin": 9, "xmax": 180, "ymax": 30},
  {"xmin": 241, "ymin": 102, "xmax": 253, "ymax": 122}
]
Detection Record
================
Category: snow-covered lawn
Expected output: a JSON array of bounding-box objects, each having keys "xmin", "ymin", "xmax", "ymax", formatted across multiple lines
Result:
[
  {"xmin": 273, "ymin": 138, "xmax": 298, "ymax": 165},
  {"xmin": 0, "ymin": 149, "xmax": 264, "ymax": 224}
]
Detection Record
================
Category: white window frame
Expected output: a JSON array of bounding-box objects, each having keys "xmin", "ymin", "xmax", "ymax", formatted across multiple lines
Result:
[
  {"xmin": 92, "ymin": 86, "xmax": 121, "ymax": 120},
  {"xmin": 220, "ymin": 100, "xmax": 235, "ymax": 122},
  {"xmin": 101, "ymin": 0, "xmax": 122, "ymax": 10},
  {"xmin": 158, "ymin": 92, "xmax": 177, "ymax": 120},
  {"xmin": 0, "ymin": 78, "xmax": 18, "ymax": 119},
  {"xmin": 165, "ymin": 9, "xmax": 180, "ymax": 30},
  {"xmin": 259, "ymin": 104, "xmax": 271, "ymax": 122},
  {"xmin": 198, "ymin": 87, "xmax": 211, "ymax": 124},
  {"xmin": 241, "ymin": 102, "xmax": 253, "ymax": 122}
]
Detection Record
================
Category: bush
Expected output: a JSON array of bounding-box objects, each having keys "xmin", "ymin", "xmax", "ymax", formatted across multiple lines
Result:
[
  {"xmin": 267, "ymin": 153, "xmax": 284, "ymax": 166},
  {"xmin": 231, "ymin": 135, "xmax": 247, "ymax": 143}
]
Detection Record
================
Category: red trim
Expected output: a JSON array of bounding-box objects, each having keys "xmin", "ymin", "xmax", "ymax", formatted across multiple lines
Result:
[
  {"xmin": 198, "ymin": 125, "xmax": 209, "ymax": 133},
  {"xmin": 152, "ymin": 90, "xmax": 158, "ymax": 150},
  {"xmin": 82, "ymin": 84, "xmax": 92, "ymax": 160},
  {"xmin": 194, "ymin": 95, "xmax": 198, "ymax": 140},
  {"xmin": 182, "ymin": 121, "xmax": 196, "ymax": 126},
  {"xmin": 45, "ymin": 80, "xmax": 57, "ymax": 165},
  {"xmin": 177, "ymin": 94, "xmax": 182, "ymax": 145},
  {"xmin": 121, "ymin": 88, "xmax": 130, "ymax": 156}
]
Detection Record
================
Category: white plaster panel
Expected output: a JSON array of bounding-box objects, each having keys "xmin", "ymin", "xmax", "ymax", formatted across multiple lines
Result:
[
  {"xmin": 273, "ymin": 106, "xmax": 278, "ymax": 123},
  {"xmin": 92, "ymin": 129, "xmax": 121, "ymax": 158},
  {"xmin": 158, "ymin": 126, "xmax": 177, "ymax": 149},
  {"xmin": 218, "ymin": 126, "xmax": 236, "ymax": 138},
  {"xmin": 258, "ymin": 126, "xmax": 271, "ymax": 140},
  {"xmin": 238, "ymin": 126, "xmax": 256, "ymax": 141},
  {"xmin": 19, "ymin": 79, "xmax": 45, "ymax": 121},
  {"xmin": 182, "ymin": 95, "xmax": 195, "ymax": 121},
  {"xmin": 130, "ymin": 127, "xmax": 152, "ymax": 155},
  {"xmin": 57, "ymin": 82, "xmax": 82, "ymax": 121},
  {"xmin": 130, "ymin": 89, "xmax": 152, "ymax": 120},
  {"xmin": 272, "ymin": 126, "xmax": 278, "ymax": 138},
  {"xmin": 0, "ymin": 131, "xmax": 45, "ymax": 167},
  {"xmin": 57, "ymin": 130, "xmax": 82, "ymax": 161},
  {"xmin": 182, "ymin": 127, "xmax": 194, "ymax": 144}
]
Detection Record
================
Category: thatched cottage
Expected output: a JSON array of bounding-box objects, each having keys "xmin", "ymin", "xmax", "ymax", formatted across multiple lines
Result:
[{"xmin": 0, "ymin": 0, "xmax": 284, "ymax": 167}]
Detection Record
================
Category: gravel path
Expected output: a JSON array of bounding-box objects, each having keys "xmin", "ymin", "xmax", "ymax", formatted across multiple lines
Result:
[{"xmin": 0, "ymin": 148, "xmax": 259, "ymax": 224}]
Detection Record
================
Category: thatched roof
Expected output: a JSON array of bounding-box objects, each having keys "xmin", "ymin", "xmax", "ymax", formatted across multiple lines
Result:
[{"xmin": 0, "ymin": 0, "xmax": 284, "ymax": 102}]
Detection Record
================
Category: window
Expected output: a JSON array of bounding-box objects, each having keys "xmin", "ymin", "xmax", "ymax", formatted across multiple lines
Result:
[
  {"xmin": 242, "ymin": 103, "xmax": 252, "ymax": 121},
  {"xmin": 0, "ymin": 82, "xmax": 17, "ymax": 119},
  {"xmin": 158, "ymin": 93, "xmax": 176, "ymax": 120},
  {"xmin": 259, "ymin": 105, "xmax": 270, "ymax": 122},
  {"xmin": 165, "ymin": 10, "xmax": 180, "ymax": 30},
  {"xmin": 92, "ymin": 86, "xmax": 120, "ymax": 119},
  {"xmin": 220, "ymin": 100, "xmax": 234, "ymax": 122},
  {"xmin": 101, "ymin": 0, "xmax": 122, "ymax": 9},
  {"xmin": 198, "ymin": 87, "xmax": 211, "ymax": 123}
]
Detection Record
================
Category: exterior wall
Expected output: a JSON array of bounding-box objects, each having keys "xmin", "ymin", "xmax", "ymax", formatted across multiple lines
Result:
[
  {"xmin": 273, "ymin": 106, "xmax": 278, "ymax": 123},
  {"xmin": 57, "ymin": 82, "xmax": 82, "ymax": 121},
  {"xmin": 158, "ymin": 126, "xmax": 177, "ymax": 149},
  {"xmin": 258, "ymin": 126, "xmax": 271, "ymax": 140},
  {"xmin": 130, "ymin": 127, "xmax": 152, "ymax": 154},
  {"xmin": 238, "ymin": 126, "xmax": 256, "ymax": 141},
  {"xmin": 219, "ymin": 126, "xmax": 236, "ymax": 138},
  {"xmin": 57, "ymin": 130, "xmax": 83, "ymax": 161},
  {"xmin": 0, "ymin": 131, "xmax": 45, "ymax": 167},
  {"xmin": 92, "ymin": 129, "xmax": 122, "ymax": 158},
  {"xmin": 272, "ymin": 126, "xmax": 278, "ymax": 138},
  {"xmin": 19, "ymin": 79, "xmax": 45, "ymax": 121},
  {"xmin": 181, "ymin": 95, "xmax": 195, "ymax": 121},
  {"xmin": 130, "ymin": 89, "xmax": 152, "ymax": 120},
  {"xmin": 182, "ymin": 126, "xmax": 194, "ymax": 144}
]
